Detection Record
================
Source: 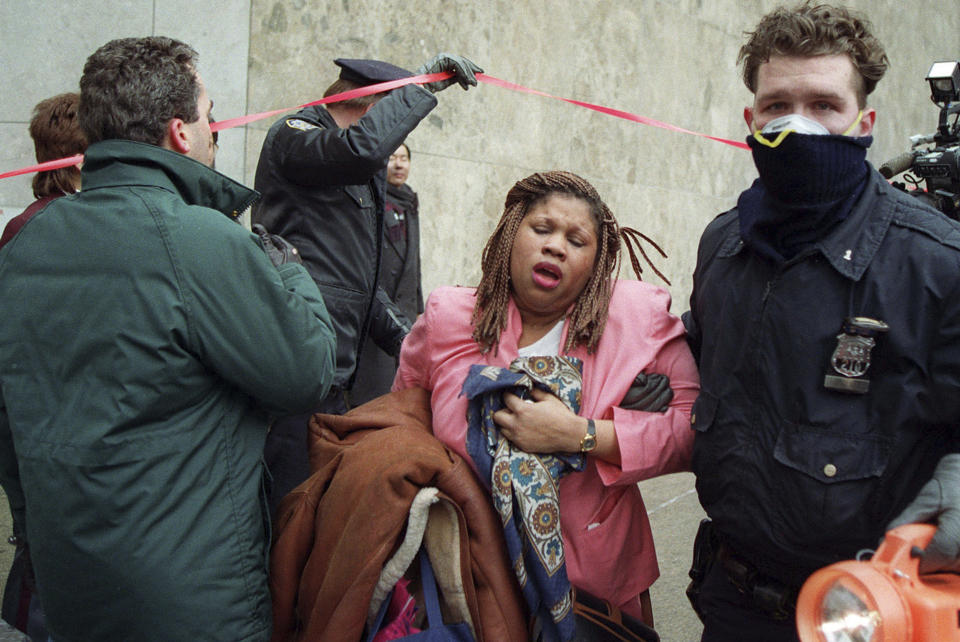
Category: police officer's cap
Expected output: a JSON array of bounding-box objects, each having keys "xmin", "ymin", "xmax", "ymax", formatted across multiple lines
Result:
[{"xmin": 334, "ymin": 59, "xmax": 412, "ymax": 85}]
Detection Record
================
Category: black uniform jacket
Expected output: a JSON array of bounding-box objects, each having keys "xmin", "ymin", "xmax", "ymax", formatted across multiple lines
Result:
[
  {"xmin": 381, "ymin": 182, "xmax": 423, "ymax": 321},
  {"xmin": 685, "ymin": 168, "xmax": 960, "ymax": 587},
  {"xmin": 351, "ymin": 182, "xmax": 423, "ymax": 405},
  {"xmin": 253, "ymin": 84, "xmax": 436, "ymax": 388}
]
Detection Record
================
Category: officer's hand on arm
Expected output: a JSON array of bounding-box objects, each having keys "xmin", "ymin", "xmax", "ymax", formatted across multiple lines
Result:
[
  {"xmin": 415, "ymin": 53, "xmax": 483, "ymax": 93},
  {"xmin": 887, "ymin": 453, "xmax": 960, "ymax": 573},
  {"xmin": 253, "ymin": 224, "xmax": 302, "ymax": 267},
  {"xmin": 620, "ymin": 372, "xmax": 673, "ymax": 412},
  {"xmin": 369, "ymin": 288, "xmax": 411, "ymax": 357}
]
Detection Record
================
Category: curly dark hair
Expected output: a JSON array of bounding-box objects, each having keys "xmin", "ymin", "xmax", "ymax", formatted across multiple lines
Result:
[
  {"xmin": 79, "ymin": 36, "xmax": 201, "ymax": 145},
  {"xmin": 738, "ymin": 2, "xmax": 889, "ymax": 106},
  {"xmin": 472, "ymin": 171, "xmax": 668, "ymax": 355},
  {"xmin": 29, "ymin": 93, "xmax": 87, "ymax": 199}
]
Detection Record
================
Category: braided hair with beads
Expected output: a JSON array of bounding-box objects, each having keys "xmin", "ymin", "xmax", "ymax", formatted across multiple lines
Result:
[{"xmin": 471, "ymin": 170, "xmax": 668, "ymax": 355}]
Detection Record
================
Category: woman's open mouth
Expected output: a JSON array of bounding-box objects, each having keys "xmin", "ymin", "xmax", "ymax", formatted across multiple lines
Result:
[{"xmin": 532, "ymin": 262, "xmax": 562, "ymax": 289}]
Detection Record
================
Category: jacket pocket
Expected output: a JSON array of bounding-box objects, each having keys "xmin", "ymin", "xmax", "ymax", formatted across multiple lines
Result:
[
  {"xmin": 570, "ymin": 485, "xmax": 649, "ymax": 602},
  {"xmin": 585, "ymin": 485, "xmax": 628, "ymax": 528},
  {"xmin": 773, "ymin": 424, "xmax": 887, "ymax": 483},
  {"xmin": 343, "ymin": 184, "xmax": 373, "ymax": 211},
  {"xmin": 772, "ymin": 423, "xmax": 890, "ymax": 539},
  {"xmin": 689, "ymin": 391, "xmax": 721, "ymax": 507}
]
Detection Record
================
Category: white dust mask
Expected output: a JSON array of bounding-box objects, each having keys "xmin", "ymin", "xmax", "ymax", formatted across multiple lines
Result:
[{"xmin": 761, "ymin": 113, "xmax": 831, "ymax": 136}]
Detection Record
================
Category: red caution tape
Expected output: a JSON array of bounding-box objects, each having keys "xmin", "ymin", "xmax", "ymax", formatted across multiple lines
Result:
[
  {"xmin": 476, "ymin": 73, "xmax": 750, "ymax": 150},
  {"xmin": 0, "ymin": 154, "xmax": 85, "ymax": 181},
  {"xmin": 1, "ymin": 71, "xmax": 746, "ymax": 181},
  {"xmin": 209, "ymin": 72, "xmax": 450, "ymax": 132}
]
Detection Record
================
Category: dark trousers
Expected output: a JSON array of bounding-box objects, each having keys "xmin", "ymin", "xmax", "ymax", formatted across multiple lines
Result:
[
  {"xmin": 698, "ymin": 562, "xmax": 800, "ymax": 642},
  {"xmin": 2, "ymin": 541, "xmax": 48, "ymax": 641},
  {"xmin": 264, "ymin": 389, "xmax": 349, "ymax": 519}
]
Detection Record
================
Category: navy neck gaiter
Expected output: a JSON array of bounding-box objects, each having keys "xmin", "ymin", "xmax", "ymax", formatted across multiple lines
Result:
[{"xmin": 739, "ymin": 132, "xmax": 872, "ymax": 263}]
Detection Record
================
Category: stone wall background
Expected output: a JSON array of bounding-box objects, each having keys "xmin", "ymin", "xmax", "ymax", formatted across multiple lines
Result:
[
  {"xmin": 242, "ymin": 0, "xmax": 960, "ymax": 308},
  {"xmin": 1, "ymin": 1, "xmax": 957, "ymax": 310}
]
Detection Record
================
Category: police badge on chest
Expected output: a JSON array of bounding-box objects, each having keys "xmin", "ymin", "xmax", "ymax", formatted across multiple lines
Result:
[{"xmin": 824, "ymin": 317, "xmax": 889, "ymax": 394}]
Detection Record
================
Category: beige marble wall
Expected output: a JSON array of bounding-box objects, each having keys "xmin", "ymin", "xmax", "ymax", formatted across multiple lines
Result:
[
  {"xmin": 0, "ymin": 0, "xmax": 252, "ymax": 229},
  {"xmin": 0, "ymin": 1, "xmax": 957, "ymax": 309},
  {"xmin": 245, "ymin": 0, "xmax": 960, "ymax": 310}
]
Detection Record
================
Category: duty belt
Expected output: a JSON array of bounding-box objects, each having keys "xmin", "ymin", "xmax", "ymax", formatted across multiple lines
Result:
[{"xmin": 716, "ymin": 540, "xmax": 798, "ymax": 620}]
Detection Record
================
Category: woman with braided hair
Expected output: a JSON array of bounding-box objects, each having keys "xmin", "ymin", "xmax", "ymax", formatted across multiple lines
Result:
[{"xmin": 393, "ymin": 170, "xmax": 698, "ymax": 631}]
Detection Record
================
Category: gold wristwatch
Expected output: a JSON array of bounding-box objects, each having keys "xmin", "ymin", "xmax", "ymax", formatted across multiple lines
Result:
[{"xmin": 579, "ymin": 418, "xmax": 597, "ymax": 453}]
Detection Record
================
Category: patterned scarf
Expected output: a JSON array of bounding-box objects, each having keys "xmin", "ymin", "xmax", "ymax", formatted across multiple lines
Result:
[{"xmin": 462, "ymin": 355, "xmax": 584, "ymax": 642}]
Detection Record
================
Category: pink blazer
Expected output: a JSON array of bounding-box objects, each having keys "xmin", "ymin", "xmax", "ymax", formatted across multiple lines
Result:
[{"xmin": 393, "ymin": 280, "xmax": 699, "ymax": 605}]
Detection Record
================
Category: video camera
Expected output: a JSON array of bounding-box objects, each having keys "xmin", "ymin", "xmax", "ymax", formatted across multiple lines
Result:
[{"xmin": 880, "ymin": 61, "xmax": 960, "ymax": 220}]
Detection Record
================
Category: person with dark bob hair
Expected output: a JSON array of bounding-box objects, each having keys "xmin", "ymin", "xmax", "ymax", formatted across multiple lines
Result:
[
  {"xmin": 394, "ymin": 170, "xmax": 699, "ymax": 637},
  {"xmin": 29, "ymin": 92, "xmax": 86, "ymax": 199},
  {"xmin": 0, "ymin": 93, "xmax": 87, "ymax": 251},
  {"xmin": 0, "ymin": 93, "xmax": 87, "ymax": 637}
]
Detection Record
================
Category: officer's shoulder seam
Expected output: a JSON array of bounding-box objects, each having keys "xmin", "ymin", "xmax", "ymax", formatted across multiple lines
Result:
[
  {"xmin": 714, "ymin": 207, "xmax": 737, "ymax": 222},
  {"xmin": 889, "ymin": 200, "xmax": 960, "ymax": 253},
  {"xmin": 703, "ymin": 208, "xmax": 738, "ymax": 236}
]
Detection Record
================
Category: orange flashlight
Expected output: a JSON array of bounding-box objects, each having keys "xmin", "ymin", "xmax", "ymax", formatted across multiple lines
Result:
[{"xmin": 796, "ymin": 523, "xmax": 960, "ymax": 641}]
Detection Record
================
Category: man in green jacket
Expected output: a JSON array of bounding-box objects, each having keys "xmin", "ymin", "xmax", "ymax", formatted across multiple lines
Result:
[{"xmin": 0, "ymin": 37, "xmax": 336, "ymax": 641}]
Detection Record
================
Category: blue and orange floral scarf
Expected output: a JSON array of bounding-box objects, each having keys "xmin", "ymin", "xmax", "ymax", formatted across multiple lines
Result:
[{"xmin": 462, "ymin": 355, "xmax": 584, "ymax": 642}]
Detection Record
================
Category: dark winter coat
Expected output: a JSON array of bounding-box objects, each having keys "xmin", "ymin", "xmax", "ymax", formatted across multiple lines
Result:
[
  {"xmin": 685, "ymin": 167, "xmax": 960, "ymax": 587},
  {"xmin": 351, "ymin": 181, "xmax": 423, "ymax": 405},
  {"xmin": 0, "ymin": 140, "xmax": 336, "ymax": 641}
]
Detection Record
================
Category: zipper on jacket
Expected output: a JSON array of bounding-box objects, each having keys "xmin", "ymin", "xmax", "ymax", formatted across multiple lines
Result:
[
  {"xmin": 761, "ymin": 279, "xmax": 773, "ymax": 304},
  {"xmin": 746, "ymin": 272, "xmax": 781, "ymax": 430}
]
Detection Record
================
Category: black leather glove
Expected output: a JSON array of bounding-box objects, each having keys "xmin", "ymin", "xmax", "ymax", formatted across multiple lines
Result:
[
  {"xmin": 369, "ymin": 287, "xmax": 411, "ymax": 357},
  {"xmin": 619, "ymin": 372, "xmax": 673, "ymax": 413},
  {"xmin": 886, "ymin": 453, "xmax": 960, "ymax": 573},
  {"xmin": 252, "ymin": 224, "xmax": 302, "ymax": 267},
  {"xmin": 415, "ymin": 53, "xmax": 483, "ymax": 93}
]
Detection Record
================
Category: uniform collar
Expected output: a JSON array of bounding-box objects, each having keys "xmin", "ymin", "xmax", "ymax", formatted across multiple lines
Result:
[
  {"xmin": 304, "ymin": 104, "xmax": 336, "ymax": 128},
  {"xmin": 815, "ymin": 168, "xmax": 894, "ymax": 280},
  {"xmin": 721, "ymin": 168, "xmax": 894, "ymax": 281},
  {"xmin": 81, "ymin": 140, "xmax": 259, "ymax": 219}
]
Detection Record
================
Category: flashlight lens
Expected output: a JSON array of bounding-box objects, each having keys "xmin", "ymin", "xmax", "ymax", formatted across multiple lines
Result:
[{"xmin": 817, "ymin": 580, "xmax": 882, "ymax": 642}]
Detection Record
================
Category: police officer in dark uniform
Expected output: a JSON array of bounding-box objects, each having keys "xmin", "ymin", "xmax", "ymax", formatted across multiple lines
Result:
[
  {"xmin": 683, "ymin": 4, "xmax": 960, "ymax": 641},
  {"xmin": 253, "ymin": 53, "xmax": 482, "ymax": 515}
]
